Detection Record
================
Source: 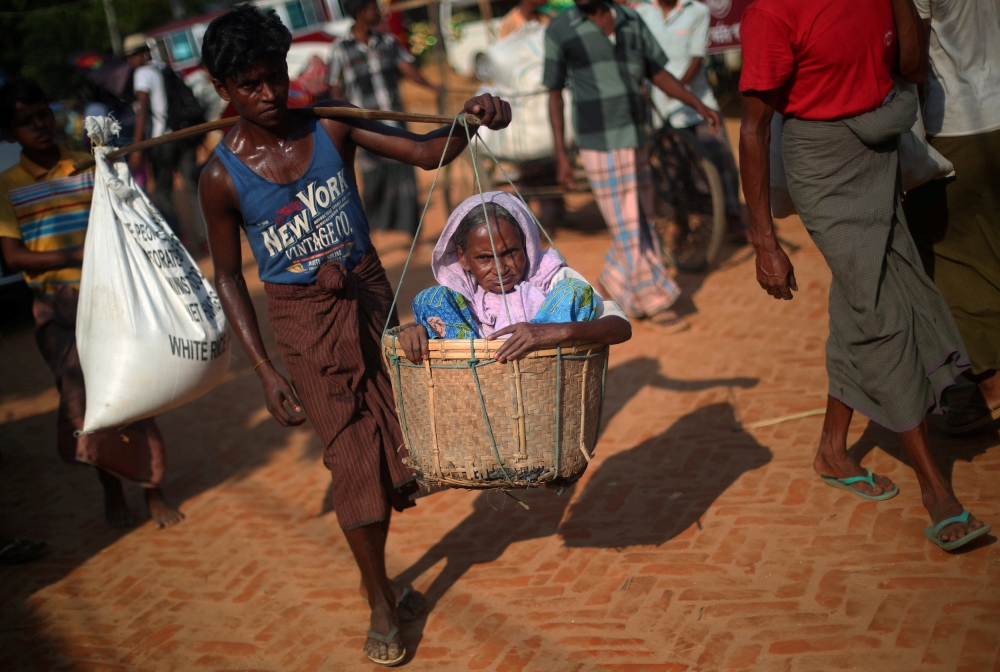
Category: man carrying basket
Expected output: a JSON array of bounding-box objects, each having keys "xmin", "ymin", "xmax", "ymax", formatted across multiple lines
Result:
[{"xmin": 196, "ymin": 5, "xmax": 511, "ymax": 666}]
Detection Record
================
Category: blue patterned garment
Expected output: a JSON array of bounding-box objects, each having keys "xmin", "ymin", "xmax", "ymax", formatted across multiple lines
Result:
[{"xmin": 413, "ymin": 278, "xmax": 597, "ymax": 339}]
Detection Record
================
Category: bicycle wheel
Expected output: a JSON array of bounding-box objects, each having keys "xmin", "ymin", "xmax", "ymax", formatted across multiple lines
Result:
[
  {"xmin": 647, "ymin": 127, "xmax": 726, "ymax": 273},
  {"xmin": 442, "ymin": 150, "xmax": 494, "ymax": 214}
]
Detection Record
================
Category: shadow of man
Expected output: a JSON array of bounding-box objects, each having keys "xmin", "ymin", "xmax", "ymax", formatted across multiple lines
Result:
[
  {"xmin": 391, "ymin": 359, "xmax": 762, "ymax": 652},
  {"xmin": 560, "ymin": 402, "xmax": 772, "ymax": 548}
]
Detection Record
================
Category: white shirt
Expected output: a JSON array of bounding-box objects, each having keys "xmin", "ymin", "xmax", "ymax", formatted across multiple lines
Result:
[
  {"xmin": 636, "ymin": 0, "xmax": 718, "ymax": 129},
  {"xmin": 550, "ymin": 267, "xmax": 629, "ymax": 322},
  {"xmin": 133, "ymin": 61, "xmax": 169, "ymax": 138},
  {"xmin": 913, "ymin": 0, "xmax": 1000, "ymax": 137}
]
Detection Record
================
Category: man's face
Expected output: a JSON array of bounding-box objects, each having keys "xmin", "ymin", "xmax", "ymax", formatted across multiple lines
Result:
[
  {"xmin": 126, "ymin": 49, "xmax": 150, "ymax": 69},
  {"xmin": 215, "ymin": 58, "xmax": 290, "ymax": 128},
  {"xmin": 359, "ymin": 1, "xmax": 382, "ymax": 25},
  {"xmin": 574, "ymin": 0, "xmax": 604, "ymax": 14},
  {"xmin": 2, "ymin": 101, "xmax": 56, "ymax": 152}
]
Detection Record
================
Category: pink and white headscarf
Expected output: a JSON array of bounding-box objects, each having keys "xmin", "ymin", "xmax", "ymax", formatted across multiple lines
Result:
[{"xmin": 432, "ymin": 192, "xmax": 565, "ymax": 337}]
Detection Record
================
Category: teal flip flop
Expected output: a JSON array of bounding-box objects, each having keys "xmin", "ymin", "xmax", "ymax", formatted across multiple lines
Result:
[
  {"xmin": 820, "ymin": 469, "xmax": 898, "ymax": 501},
  {"xmin": 923, "ymin": 510, "xmax": 992, "ymax": 551}
]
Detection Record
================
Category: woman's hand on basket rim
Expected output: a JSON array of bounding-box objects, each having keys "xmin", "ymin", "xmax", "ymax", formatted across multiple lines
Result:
[
  {"xmin": 463, "ymin": 94, "xmax": 512, "ymax": 131},
  {"xmin": 488, "ymin": 322, "xmax": 566, "ymax": 363},
  {"xmin": 398, "ymin": 324, "xmax": 430, "ymax": 365}
]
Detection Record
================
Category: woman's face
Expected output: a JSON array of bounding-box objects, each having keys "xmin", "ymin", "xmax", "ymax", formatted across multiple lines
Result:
[{"xmin": 457, "ymin": 216, "xmax": 527, "ymax": 294}]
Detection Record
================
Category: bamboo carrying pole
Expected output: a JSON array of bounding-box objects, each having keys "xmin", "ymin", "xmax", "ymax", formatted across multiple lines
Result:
[
  {"xmin": 734, "ymin": 407, "xmax": 827, "ymax": 431},
  {"xmin": 72, "ymin": 106, "xmax": 483, "ymax": 171}
]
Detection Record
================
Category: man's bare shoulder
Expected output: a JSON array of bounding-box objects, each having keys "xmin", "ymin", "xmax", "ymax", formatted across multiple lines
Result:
[{"xmin": 198, "ymin": 153, "xmax": 237, "ymax": 207}]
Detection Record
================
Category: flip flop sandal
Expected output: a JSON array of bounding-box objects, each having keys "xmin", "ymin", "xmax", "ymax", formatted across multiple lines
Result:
[
  {"xmin": 945, "ymin": 403, "xmax": 1000, "ymax": 435},
  {"xmin": 819, "ymin": 469, "xmax": 898, "ymax": 501},
  {"xmin": 924, "ymin": 510, "xmax": 992, "ymax": 551},
  {"xmin": 0, "ymin": 538, "xmax": 46, "ymax": 565},
  {"xmin": 366, "ymin": 626, "xmax": 406, "ymax": 667}
]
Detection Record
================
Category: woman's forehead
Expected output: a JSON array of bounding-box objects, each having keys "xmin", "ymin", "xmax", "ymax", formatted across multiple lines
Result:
[{"xmin": 468, "ymin": 217, "xmax": 522, "ymax": 246}]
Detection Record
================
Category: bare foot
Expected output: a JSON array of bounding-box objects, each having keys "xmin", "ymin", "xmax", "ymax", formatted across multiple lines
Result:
[
  {"xmin": 145, "ymin": 488, "xmax": 185, "ymax": 529},
  {"xmin": 97, "ymin": 469, "xmax": 132, "ymax": 528},
  {"xmin": 926, "ymin": 496, "xmax": 986, "ymax": 544},
  {"xmin": 814, "ymin": 444, "xmax": 894, "ymax": 497}
]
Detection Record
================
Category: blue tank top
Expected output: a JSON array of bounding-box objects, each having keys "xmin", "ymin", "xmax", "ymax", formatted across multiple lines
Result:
[{"xmin": 213, "ymin": 118, "xmax": 370, "ymax": 285}]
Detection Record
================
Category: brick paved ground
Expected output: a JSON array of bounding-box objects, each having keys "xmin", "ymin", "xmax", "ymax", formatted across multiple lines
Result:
[{"xmin": 2, "ymin": 97, "xmax": 998, "ymax": 672}]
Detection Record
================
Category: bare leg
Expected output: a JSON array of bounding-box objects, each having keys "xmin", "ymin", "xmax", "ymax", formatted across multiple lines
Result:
[
  {"xmin": 97, "ymin": 468, "xmax": 132, "ymax": 528},
  {"xmin": 145, "ymin": 488, "xmax": 185, "ymax": 529},
  {"xmin": 897, "ymin": 419, "xmax": 985, "ymax": 543},
  {"xmin": 813, "ymin": 395, "xmax": 895, "ymax": 496},
  {"xmin": 358, "ymin": 516, "xmax": 393, "ymax": 601},
  {"xmin": 344, "ymin": 519, "xmax": 404, "ymax": 664}
]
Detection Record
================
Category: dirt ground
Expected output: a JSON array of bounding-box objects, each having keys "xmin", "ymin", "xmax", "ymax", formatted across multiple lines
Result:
[{"xmin": 1, "ymin": 76, "xmax": 998, "ymax": 672}]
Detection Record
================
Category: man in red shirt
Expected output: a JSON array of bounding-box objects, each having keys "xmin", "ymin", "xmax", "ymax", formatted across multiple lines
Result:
[{"xmin": 739, "ymin": 0, "xmax": 989, "ymax": 551}]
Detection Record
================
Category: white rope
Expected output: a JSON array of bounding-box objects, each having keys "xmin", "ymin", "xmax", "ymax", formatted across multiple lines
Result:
[{"xmin": 463, "ymin": 119, "xmax": 514, "ymax": 327}]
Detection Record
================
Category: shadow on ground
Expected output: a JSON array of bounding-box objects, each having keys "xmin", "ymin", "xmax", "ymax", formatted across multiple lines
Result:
[
  {"xmin": 0, "ymin": 282, "xmax": 323, "ymax": 668},
  {"xmin": 394, "ymin": 358, "xmax": 764, "ymax": 655}
]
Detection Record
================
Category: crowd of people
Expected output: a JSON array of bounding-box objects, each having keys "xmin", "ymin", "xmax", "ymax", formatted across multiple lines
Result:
[{"xmin": 1, "ymin": 0, "xmax": 998, "ymax": 666}]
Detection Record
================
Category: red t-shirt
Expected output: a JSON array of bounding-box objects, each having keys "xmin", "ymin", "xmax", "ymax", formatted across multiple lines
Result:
[{"xmin": 739, "ymin": 0, "xmax": 897, "ymax": 120}]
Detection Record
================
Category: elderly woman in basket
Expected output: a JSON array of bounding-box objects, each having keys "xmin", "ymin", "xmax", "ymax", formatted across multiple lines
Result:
[{"xmin": 397, "ymin": 192, "xmax": 632, "ymax": 364}]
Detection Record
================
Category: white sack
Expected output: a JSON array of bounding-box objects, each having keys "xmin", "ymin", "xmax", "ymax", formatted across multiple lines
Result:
[
  {"xmin": 77, "ymin": 116, "xmax": 229, "ymax": 432},
  {"xmin": 769, "ymin": 84, "xmax": 956, "ymax": 218},
  {"xmin": 896, "ymin": 81, "xmax": 955, "ymax": 192},
  {"xmin": 477, "ymin": 24, "xmax": 574, "ymax": 162}
]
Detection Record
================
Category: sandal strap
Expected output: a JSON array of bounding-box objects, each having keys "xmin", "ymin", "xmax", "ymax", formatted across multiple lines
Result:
[
  {"xmin": 930, "ymin": 510, "xmax": 971, "ymax": 536},
  {"xmin": 367, "ymin": 626, "xmax": 400, "ymax": 646},
  {"xmin": 837, "ymin": 470, "xmax": 875, "ymax": 487}
]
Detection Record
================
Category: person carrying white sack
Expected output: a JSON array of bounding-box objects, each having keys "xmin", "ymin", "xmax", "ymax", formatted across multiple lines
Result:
[{"xmin": 0, "ymin": 78, "xmax": 184, "ymax": 529}]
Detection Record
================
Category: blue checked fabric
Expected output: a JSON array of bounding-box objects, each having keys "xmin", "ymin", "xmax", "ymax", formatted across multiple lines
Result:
[{"xmin": 543, "ymin": 4, "xmax": 668, "ymax": 151}]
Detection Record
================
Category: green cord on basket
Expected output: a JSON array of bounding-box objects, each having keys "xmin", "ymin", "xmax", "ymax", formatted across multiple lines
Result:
[
  {"xmin": 381, "ymin": 113, "xmax": 464, "ymax": 341},
  {"xmin": 554, "ymin": 343, "xmax": 562, "ymax": 478},
  {"xmin": 389, "ymin": 341, "xmax": 412, "ymax": 450},
  {"xmin": 468, "ymin": 337, "xmax": 514, "ymax": 486},
  {"xmin": 596, "ymin": 348, "xmax": 608, "ymax": 438}
]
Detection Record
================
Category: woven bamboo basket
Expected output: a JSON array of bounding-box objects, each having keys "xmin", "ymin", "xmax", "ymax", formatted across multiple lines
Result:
[{"xmin": 383, "ymin": 334, "xmax": 608, "ymax": 489}]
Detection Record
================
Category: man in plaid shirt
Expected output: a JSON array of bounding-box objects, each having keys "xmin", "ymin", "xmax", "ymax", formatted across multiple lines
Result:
[
  {"xmin": 329, "ymin": 0, "xmax": 441, "ymax": 237},
  {"xmin": 544, "ymin": 0, "xmax": 721, "ymax": 332}
]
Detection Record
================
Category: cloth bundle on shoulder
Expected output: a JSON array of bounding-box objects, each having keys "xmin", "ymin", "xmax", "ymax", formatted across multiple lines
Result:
[
  {"xmin": 76, "ymin": 116, "xmax": 229, "ymax": 432},
  {"xmin": 477, "ymin": 23, "xmax": 574, "ymax": 161},
  {"xmin": 769, "ymin": 82, "xmax": 955, "ymax": 218}
]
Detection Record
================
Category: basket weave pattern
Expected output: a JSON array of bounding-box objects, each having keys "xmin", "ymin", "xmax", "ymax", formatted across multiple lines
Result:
[{"xmin": 383, "ymin": 336, "xmax": 608, "ymax": 489}]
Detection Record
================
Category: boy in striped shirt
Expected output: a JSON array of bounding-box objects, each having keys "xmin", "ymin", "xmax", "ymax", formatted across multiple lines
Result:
[{"xmin": 0, "ymin": 78, "xmax": 182, "ymax": 530}]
